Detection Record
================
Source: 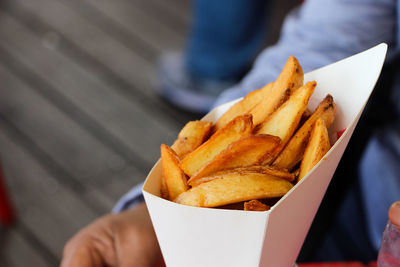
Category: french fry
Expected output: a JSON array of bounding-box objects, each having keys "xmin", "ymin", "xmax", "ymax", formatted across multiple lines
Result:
[
  {"xmin": 250, "ymin": 56, "xmax": 304, "ymax": 126},
  {"xmin": 190, "ymin": 165, "xmax": 295, "ymax": 187},
  {"xmin": 160, "ymin": 174, "xmax": 169, "ymax": 200},
  {"xmin": 187, "ymin": 134, "xmax": 280, "ymax": 185},
  {"xmin": 298, "ymin": 118, "xmax": 331, "ymax": 181},
  {"xmin": 171, "ymin": 120, "xmax": 213, "ymax": 159},
  {"xmin": 179, "ymin": 115, "xmax": 253, "ymax": 177},
  {"xmin": 158, "ymin": 56, "xmax": 338, "ymax": 211},
  {"xmin": 244, "ymin": 200, "xmax": 270, "ymax": 211},
  {"xmin": 273, "ymin": 95, "xmax": 336, "ymax": 170},
  {"xmin": 161, "ymin": 144, "xmax": 188, "ymax": 201},
  {"xmin": 175, "ymin": 171, "xmax": 293, "ymax": 207},
  {"xmin": 213, "ymin": 83, "xmax": 273, "ymax": 132},
  {"xmin": 256, "ymin": 81, "xmax": 317, "ymax": 164}
]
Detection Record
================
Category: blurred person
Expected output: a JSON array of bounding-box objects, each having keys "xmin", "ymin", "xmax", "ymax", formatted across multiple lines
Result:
[
  {"xmin": 157, "ymin": 0, "xmax": 270, "ymax": 113},
  {"xmin": 61, "ymin": 0, "xmax": 400, "ymax": 265}
]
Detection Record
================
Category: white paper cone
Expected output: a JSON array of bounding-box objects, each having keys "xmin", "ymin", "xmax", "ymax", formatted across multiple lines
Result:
[{"xmin": 143, "ymin": 43, "xmax": 388, "ymax": 267}]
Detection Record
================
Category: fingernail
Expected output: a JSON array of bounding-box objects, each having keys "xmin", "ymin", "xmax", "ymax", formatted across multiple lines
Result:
[
  {"xmin": 392, "ymin": 201, "xmax": 400, "ymax": 209},
  {"xmin": 389, "ymin": 202, "xmax": 400, "ymax": 227}
]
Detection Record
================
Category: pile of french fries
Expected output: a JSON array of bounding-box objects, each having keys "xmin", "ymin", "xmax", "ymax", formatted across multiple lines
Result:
[{"xmin": 160, "ymin": 56, "xmax": 337, "ymax": 211}]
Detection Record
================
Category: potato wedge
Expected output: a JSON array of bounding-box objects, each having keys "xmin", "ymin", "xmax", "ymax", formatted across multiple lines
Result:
[
  {"xmin": 161, "ymin": 144, "xmax": 188, "ymax": 200},
  {"xmin": 175, "ymin": 171, "xmax": 293, "ymax": 207},
  {"xmin": 213, "ymin": 82, "xmax": 273, "ymax": 131},
  {"xmin": 273, "ymin": 95, "xmax": 336, "ymax": 170},
  {"xmin": 298, "ymin": 118, "xmax": 331, "ymax": 181},
  {"xmin": 160, "ymin": 174, "xmax": 169, "ymax": 200},
  {"xmin": 190, "ymin": 165, "xmax": 295, "ymax": 187},
  {"xmin": 250, "ymin": 56, "xmax": 304, "ymax": 126},
  {"xmin": 256, "ymin": 81, "xmax": 316, "ymax": 164},
  {"xmin": 244, "ymin": 200, "xmax": 270, "ymax": 211},
  {"xmin": 179, "ymin": 115, "xmax": 253, "ymax": 177},
  {"xmin": 171, "ymin": 120, "xmax": 212, "ymax": 159},
  {"xmin": 187, "ymin": 134, "xmax": 280, "ymax": 185}
]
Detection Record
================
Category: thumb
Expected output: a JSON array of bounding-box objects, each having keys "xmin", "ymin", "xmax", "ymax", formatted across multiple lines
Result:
[
  {"xmin": 388, "ymin": 201, "xmax": 400, "ymax": 227},
  {"xmin": 60, "ymin": 239, "xmax": 104, "ymax": 267}
]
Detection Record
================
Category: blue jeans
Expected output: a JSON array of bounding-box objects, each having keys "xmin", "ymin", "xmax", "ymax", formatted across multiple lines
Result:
[{"xmin": 185, "ymin": 0, "xmax": 269, "ymax": 81}]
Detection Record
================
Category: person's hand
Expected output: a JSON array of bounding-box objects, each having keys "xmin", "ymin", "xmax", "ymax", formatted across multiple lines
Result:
[
  {"xmin": 60, "ymin": 202, "xmax": 163, "ymax": 267},
  {"xmin": 389, "ymin": 201, "xmax": 400, "ymax": 227}
]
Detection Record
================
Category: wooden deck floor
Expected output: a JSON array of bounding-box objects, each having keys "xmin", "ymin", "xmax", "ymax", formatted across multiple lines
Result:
[{"xmin": 0, "ymin": 0, "xmax": 296, "ymax": 266}]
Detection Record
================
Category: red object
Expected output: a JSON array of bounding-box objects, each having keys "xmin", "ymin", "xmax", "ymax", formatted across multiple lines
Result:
[
  {"xmin": 337, "ymin": 128, "xmax": 346, "ymax": 140},
  {"xmin": 0, "ymin": 164, "xmax": 15, "ymax": 225}
]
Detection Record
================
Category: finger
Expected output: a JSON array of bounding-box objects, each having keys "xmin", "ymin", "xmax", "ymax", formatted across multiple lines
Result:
[
  {"xmin": 154, "ymin": 256, "xmax": 166, "ymax": 267},
  {"xmin": 116, "ymin": 233, "xmax": 153, "ymax": 267},
  {"xmin": 60, "ymin": 238, "xmax": 104, "ymax": 267},
  {"xmin": 115, "ymin": 222, "xmax": 161, "ymax": 267},
  {"xmin": 388, "ymin": 201, "xmax": 400, "ymax": 227}
]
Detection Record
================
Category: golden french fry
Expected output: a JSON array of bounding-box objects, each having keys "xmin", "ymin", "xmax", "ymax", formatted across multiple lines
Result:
[
  {"xmin": 161, "ymin": 144, "xmax": 188, "ymax": 201},
  {"xmin": 252, "ymin": 165, "xmax": 295, "ymax": 181},
  {"xmin": 179, "ymin": 115, "xmax": 253, "ymax": 177},
  {"xmin": 273, "ymin": 95, "xmax": 336, "ymax": 170},
  {"xmin": 244, "ymin": 200, "xmax": 270, "ymax": 211},
  {"xmin": 187, "ymin": 134, "xmax": 280, "ymax": 185},
  {"xmin": 190, "ymin": 165, "xmax": 295, "ymax": 187},
  {"xmin": 171, "ymin": 120, "xmax": 212, "ymax": 159},
  {"xmin": 160, "ymin": 174, "xmax": 169, "ymax": 200},
  {"xmin": 250, "ymin": 56, "xmax": 304, "ymax": 126},
  {"xmin": 298, "ymin": 118, "xmax": 331, "ymax": 181},
  {"xmin": 213, "ymin": 83, "xmax": 274, "ymax": 132},
  {"xmin": 256, "ymin": 81, "xmax": 317, "ymax": 164},
  {"xmin": 175, "ymin": 171, "xmax": 293, "ymax": 207}
]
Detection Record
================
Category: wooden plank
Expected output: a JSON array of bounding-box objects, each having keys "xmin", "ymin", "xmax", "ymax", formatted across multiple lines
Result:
[
  {"xmin": 83, "ymin": 165, "xmax": 145, "ymax": 213},
  {"xmin": 82, "ymin": 165, "xmax": 147, "ymax": 213},
  {"xmin": 2, "ymin": 0, "xmax": 199, "ymax": 127},
  {"xmin": 170, "ymin": 0, "xmax": 192, "ymax": 18},
  {"xmin": 131, "ymin": 0, "xmax": 191, "ymax": 35},
  {"xmin": 83, "ymin": 187, "xmax": 116, "ymax": 213},
  {"xmin": 0, "ymin": 227, "xmax": 54, "ymax": 267},
  {"xmin": 0, "ymin": 124, "xmax": 101, "ymax": 260},
  {"xmin": 0, "ymin": 54, "xmax": 133, "ymax": 183},
  {"xmin": 0, "ymin": 11, "xmax": 181, "ymax": 168},
  {"xmin": 94, "ymin": 166, "xmax": 144, "ymax": 204},
  {"xmin": 7, "ymin": 0, "xmax": 155, "ymax": 93},
  {"xmin": 61, "ymin": 0, "xmax": 186, "ymax": 53}
]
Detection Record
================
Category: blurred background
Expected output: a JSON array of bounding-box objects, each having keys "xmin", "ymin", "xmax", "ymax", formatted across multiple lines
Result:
[{"xmin": 0, "ymin": 0, "xmax": 297, "ymax": 266}]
